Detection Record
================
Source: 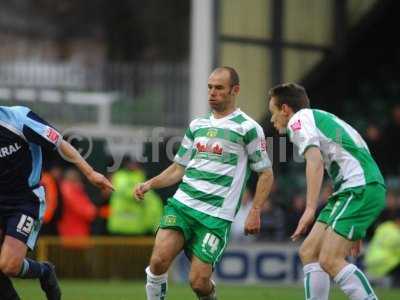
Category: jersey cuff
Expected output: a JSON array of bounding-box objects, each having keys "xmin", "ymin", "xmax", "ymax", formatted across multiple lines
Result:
[
  {"xmin": 54, "ymin": 135, "xmax": 63, "ymax": 149},
  {"xmin": 173, "ymin": 158, "xmax": 188, "ymax": 168}
]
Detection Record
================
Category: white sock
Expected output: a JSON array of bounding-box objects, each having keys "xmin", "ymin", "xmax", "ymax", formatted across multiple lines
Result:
[
  {"xmin": 303, "ymin": 263, "xmax": 330, "ymax": 300},
  {"xmin": 145, "ymin": 266, "xmax": 168, "ymax": 300},
  {"xmin": 334, "ymin": 264, "xmax": 378, "ymax": 300}
]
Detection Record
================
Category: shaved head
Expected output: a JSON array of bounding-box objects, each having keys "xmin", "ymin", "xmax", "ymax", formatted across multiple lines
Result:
[{"xmin": 211, "ymin": 66, "xmax": 239, "ymax": 87}]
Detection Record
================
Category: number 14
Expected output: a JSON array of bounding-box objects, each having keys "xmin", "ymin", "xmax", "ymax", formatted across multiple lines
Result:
[{"xmin": 202, "ymin": 233, "xmax": 219, "ymax": 254}]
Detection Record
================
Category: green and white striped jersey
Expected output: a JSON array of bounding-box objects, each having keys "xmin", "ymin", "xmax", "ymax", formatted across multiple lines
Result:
[
  {"xmin": 287, "ymin": 109, "xmax": 384, "ymax": 193},
  {"xmin": 173, "ymin": 108, "xmax": 272, "ymax": 221}
]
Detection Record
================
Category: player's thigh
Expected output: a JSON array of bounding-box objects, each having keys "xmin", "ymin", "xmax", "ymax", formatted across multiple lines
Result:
[
  {"xmin": 1, "ymin": 200, "xmax": 43, "ymax": 252},
  {"xmin": 0, "ymin": 235, "xmax": 28, "ymax": 273},
  {"xmin": 188, "ymin": 218, "xmax": 230, "ymax": 267},
  {"xmin": 299, "ymin": 221, "xmax": 328, "ymax": 264},
  {"xmin": 150, "ymin": 228, "xmax": 185, "ymax": 266},
  {"xmin": 151, "ymin": 201, "xmax": 191, "ymax": 265},
  {"xmin": 319, "ymin": 228, "xmax": 354, "ymax": 275},
  {"xmin": 323, "ymin": 185, "xmax": 385, "ymax": 241}
]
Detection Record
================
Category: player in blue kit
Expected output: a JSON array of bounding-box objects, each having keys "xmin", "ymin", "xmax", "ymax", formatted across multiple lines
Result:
[{"xmin": 0, "ymin": 106, "xmax": 113, "ymax": 300}]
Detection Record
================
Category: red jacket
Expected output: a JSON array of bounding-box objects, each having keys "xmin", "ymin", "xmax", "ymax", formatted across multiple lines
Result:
[{"xmin": 58, "ymin": 180, "xmax": 97, "ymax": 237}]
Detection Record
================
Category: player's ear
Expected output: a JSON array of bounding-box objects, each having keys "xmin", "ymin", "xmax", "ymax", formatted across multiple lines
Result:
[
  {"xmin": 231, "ymin": 85, "xmax": 240, "ymax": 96},
  {"xmin": 281, "ymin": 103, "xmax": 291, "ymax": 115}
]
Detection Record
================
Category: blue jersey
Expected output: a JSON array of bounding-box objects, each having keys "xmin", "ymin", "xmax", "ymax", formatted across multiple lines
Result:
[{"xmin": 0, "ymin": 106, "xmax": 62, "ymax": 202}]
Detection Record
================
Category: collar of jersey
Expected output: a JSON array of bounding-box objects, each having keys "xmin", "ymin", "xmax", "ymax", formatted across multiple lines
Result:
[{"xmin": 210, "ymin": 108, "xmax": 241, "ymax": 123}]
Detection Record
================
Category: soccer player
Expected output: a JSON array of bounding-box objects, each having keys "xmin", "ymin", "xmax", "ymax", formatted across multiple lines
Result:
[
  {"xmin": 268, "ymin": 83, "xmax": 385, "ymax": 300},
  {"xmin": 0, "ymin": 106, "xmax": 114, "ymax": 300},
  {"xmin": 134, "ymin": 66, "xmax": 274, "ymax": 300}
]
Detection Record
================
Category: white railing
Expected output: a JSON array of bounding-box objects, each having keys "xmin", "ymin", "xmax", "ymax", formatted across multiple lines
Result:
[{"xmin": 0, "ymin": 61, "xmax": 189, "ymax": 128}]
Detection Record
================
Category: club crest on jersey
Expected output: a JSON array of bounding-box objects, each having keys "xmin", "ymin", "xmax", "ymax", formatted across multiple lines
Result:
[
  {"xmin": 45, "ymin": 127, "xmax": 60, "ymax": 143},
  {"xmin": 0, "ymin": 142, "xmax": 22, "ymax": 158},
  {"xmin": 206, "ymin": 128, "xmax": 218, "ymax": 138},
  {"xmin": 290, "ymin": 119, "xmax": 302, "ymax": 132}
]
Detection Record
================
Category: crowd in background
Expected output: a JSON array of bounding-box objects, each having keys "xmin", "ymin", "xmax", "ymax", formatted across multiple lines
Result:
[{"xmin": 40, "ymin": 158, "xmax": 163, "ymax": 244}]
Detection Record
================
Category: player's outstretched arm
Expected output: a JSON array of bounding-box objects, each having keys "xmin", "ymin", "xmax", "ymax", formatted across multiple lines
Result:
[
  {"xmin": 244, "ymin": 168, "xmax": 274, "ymax": 235},
  {"xmin": 59, "ymin": 140, "xmax": 114, "ymax": 192},
  {"xmin": 134, "ymin": 162, "xmax": 185, "ymax": 200},
  {"xmin": 291, "ymin": 147, "xmax": 324, "ymax": 241}
]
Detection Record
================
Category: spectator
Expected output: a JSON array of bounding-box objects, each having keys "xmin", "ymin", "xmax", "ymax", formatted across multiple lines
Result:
[
  {"xmin": 92, "ymin": 174, "xmax": 113, "ymax": 235},
  {"xmin": 364, "ymin": 124, "xmax": 387, "ymax": 175},
  {"xmin": 40, "ymin": 163, "xmax": 64, "ymax": 235},
  {"xmin": 230, "ymin": 189, "xmax": 256, "ymax": 242},
  {"xmin": 365, "ymin": 209, "xmax": 400, "ymax": 287},
  {"xmin": 58, "ymin": 168, "xmax": 97, "ymax": 247},
  {"xmin": 378, "ymin": 189, "xmax": 399, "ymax": 223},
  {"xmin": 382, "ymin": 104, "xmax": 400, "ymax": 175},
  {"xmin": 286, "ymin": 194, "xmax": 306, "ymax": 237},
  {"xmin": 107, "ymin": 159, "xmax": 163, "ymax": 235},
  {"xmin": 258, "ymin": 200, "xmax": 286, "ymax": 241}
]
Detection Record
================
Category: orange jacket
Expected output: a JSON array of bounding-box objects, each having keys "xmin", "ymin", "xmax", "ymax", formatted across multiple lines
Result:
[
  {"xmin": 41, "ymin": 172, "xmax": 58, "ymax": 224},
  {"xmin": 57, "ymin": 180, "xmax": 97, "ymax": 237}
]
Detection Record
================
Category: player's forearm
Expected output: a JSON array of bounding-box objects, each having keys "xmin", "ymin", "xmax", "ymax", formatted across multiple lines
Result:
[
  {"xmin": 251, "ymin": 168, "xmax": 274, "ymax": 211},
  {"xmin": 305, "ymin": 155, "xmax": 324, "ymax": 210},
  {"xmin": 147, "ymin": 163, "xmax": 185, "ymax": 190},
  {"xmin": 59, "ymin": 140, "xmax": 94, "ymax": 177}
]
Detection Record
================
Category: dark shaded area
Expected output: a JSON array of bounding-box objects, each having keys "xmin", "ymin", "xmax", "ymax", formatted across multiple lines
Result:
[{"xmin": 1, "ymin": 0, "xmax": 190, "ymax": 61}]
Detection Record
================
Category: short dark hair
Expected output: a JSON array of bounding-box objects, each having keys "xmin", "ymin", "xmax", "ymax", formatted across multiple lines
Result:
[
  {"xmin": 213, "ymin": 66, "xmax": 240, "ymax": 86},
  {"xmin": 268, "ymin": 83, "xmax": 310, "ymax": 112}
]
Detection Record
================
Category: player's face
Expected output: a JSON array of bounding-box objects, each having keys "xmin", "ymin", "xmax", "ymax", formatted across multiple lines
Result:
[
  {"xmin": 207, "ymin": 71, "xmax": 237, "ymax": 112},
  {"xmin": 269, "ymin": 97, "xmax": 289, "ymax": 131}
]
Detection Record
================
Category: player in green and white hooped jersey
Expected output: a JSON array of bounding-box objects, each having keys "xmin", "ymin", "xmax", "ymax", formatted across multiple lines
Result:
[
  {"xmin": 268, "ymin": 83, "xmax": 385, "ymax": 300},
  {"xmin": 135, "ymin": 67, "xmax": 274, "ymax": 300}
]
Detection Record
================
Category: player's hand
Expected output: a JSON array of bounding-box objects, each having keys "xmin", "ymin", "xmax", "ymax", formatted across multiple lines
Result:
[
  {"xmin": 87, "ymin": 171, "xmax": 114, "ymax": 192},
  {"xmin": 244, "ymin": 207, "xmax": 261, "ymax": 235},
  {"xmin": 134, "ymin": 182, "xmax": 151, "ymax": 201},
  {"xmin": 350, "ymin": 240, "xmax": 362, "ymax": 257},
  {"xmin": 291, "ymin": 207, "xmax": 315, "ymax": 241}
]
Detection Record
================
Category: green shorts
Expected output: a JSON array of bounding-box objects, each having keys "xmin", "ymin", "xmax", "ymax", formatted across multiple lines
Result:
[
  {"xmin": 159, "ymin": 198, "xmax": 231, "ymax": 266},
  {"xmin": 317, "ymin": 183, "xmax": 386, "ymax": 241}
]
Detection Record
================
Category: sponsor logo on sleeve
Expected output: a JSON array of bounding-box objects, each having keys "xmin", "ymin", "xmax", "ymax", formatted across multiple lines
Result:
[
  {"xmin": 260, "ymin": 139, "xmax": 267, "ymax": 151},
  {"xmin": 290, "ymin": 119, "xmax": 302, "ymax": 132},
  {"xmin": 46, "ymin": 127, "xmax": 60, "ymax": 143}
]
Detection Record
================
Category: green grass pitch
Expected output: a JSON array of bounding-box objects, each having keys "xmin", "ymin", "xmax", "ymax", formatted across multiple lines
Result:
[{"xmin": 14, "ymin": 280, "xmax": 400, "ymax": 300}]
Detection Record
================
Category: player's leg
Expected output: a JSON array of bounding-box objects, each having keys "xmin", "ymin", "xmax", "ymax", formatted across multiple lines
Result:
[
  {"xmin": 0, "ymin": 272, "xmax": 20, "ymax": 300},
  {"xmin": 319, "ymin": 184, "xmax": 386, "ymax": 300},
  {"xmin": 319, "ymin": 228, "xmax": 378, "ymax": 300},
  {"xmin": 299, "ymin": 222, "xmax": 330, "ymax": 300},
  {"xmin": 146, "ymin": 228, "xmax": 185, "ymax": 300},
  {"xmin": 0, "ymin": 228, "xmax": 20, "ymax": 300},
  {"xmin": 188, "ymin": 216, "xmax": 231, "ymax": 300},
  {"xmin": 189, "ymin": 256, "xmax": 216, "ymax": 300},
  {"xmin": 146, "ymin": 199, "xmax": 192, "ymax": 300},
  {"xmin": 1, "ymin": 199, "xmax": 61, "ymax": 300},
  {"xmin": 0, "ymin": 235, "xmax": 60, "ymax": 300}
]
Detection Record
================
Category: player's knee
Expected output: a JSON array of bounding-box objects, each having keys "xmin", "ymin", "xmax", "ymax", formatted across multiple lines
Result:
[
  {"xmin": 149, "ymin": 254, "xmax": 170, "ymax": 275},
  {"xmin": 318, "ymin": 252, "xmax": 335, "ymax": 276},
  {"xmin": 189, "ymin": 273, "xmax": 212, "ymax": 296},
  {"xmin": 299, "ymin": 242, "xmax": 318, "ymax": 264}
]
